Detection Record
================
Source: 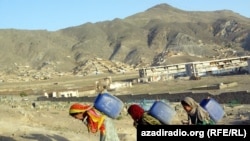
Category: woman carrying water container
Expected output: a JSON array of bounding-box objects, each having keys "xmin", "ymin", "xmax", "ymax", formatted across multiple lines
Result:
[
  {"xmin": 69, "ymin": 103, "xmax": 120, "ymax": 141},
  {"xmin": 181, "ymin": 97, "xmax": 215, "ymax": 125},
  {"xmin": 127, "ymin": 104, "xmax": 163, "ymax": 128}
]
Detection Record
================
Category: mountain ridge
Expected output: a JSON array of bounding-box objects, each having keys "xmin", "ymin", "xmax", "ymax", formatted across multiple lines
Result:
[{"xmin": 0, "ymin": 3, "xmax": 249, "ymax": 74}]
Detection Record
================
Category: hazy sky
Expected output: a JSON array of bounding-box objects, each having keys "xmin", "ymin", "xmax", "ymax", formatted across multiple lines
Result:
[{"xmin": 1, "ymin": 0, "xmax": 249, "ymax": 31}]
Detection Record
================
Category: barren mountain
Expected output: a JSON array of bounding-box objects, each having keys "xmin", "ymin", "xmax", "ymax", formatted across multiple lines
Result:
[{"xmin": 0, "ymin": 3, "xmax": 250, "ymax": 74}]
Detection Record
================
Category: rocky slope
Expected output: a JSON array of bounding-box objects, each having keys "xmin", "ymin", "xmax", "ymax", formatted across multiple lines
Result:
[{"xmin": 0, "ymin": 4, "xmax": 250, "ymax": 73}]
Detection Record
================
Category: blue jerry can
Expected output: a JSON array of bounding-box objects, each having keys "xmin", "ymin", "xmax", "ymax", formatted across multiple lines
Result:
[
  {"xmin": 200, "ymin": 98, "xmax": 225, "ymax": 123},
  {"xmin": 148, "ymin": 101, "xmax": 176, "ymax": 125},
  {"xmin": 94, "ymin": 93, "xmax": 124, "ymax": 119}
]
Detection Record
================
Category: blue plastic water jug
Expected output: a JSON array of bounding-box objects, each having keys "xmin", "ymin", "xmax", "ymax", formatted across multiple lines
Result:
[
  {"xmin": 148, "ymin": 101, "xmax": 176, "ymax": 125},
  {"xmin": 200, "ymin": 98, "xmax": 225, "ymax": 123},
  {"xmin": 94, "ymin": 93, "xmax": 124, "ymax": 119}
]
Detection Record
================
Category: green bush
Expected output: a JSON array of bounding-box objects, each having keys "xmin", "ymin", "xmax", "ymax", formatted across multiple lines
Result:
[{"xmin": 20, "ymin": 92, "xmax": 27, "ymax": 97}]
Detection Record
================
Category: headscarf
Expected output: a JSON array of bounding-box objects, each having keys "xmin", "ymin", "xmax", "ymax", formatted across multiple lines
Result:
[
  {"xmin": 69, "ymin": 103, "xmax": 105, "ymax": 134},
  {"xmin": 181, "ymin": 97, "xmax": 210, "ymax": 122},
  {"xmin": 127, "ymin": 104, "xmax": 144, "ymax": 121},
  {"xmin": 69, "ymin": 103, "xmax": 92, "ymax": 114}
]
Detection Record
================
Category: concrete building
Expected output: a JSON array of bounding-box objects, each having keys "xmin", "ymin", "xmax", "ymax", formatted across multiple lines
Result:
[
  {"xmin": 138, "ymin": 56, "xmax": 250, "ymax": 82},
  {"xmin": 186, "ymin": 56, "xmax": 250, "ymax": 77},
  {"xmin": 138, "ymin": 63, "xmax": 187, "ymax": 82}
]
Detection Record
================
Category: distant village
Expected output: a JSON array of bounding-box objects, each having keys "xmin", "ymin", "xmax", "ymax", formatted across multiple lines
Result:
[
  {"xmin": 43, "ymin": 56, "xmax": 250, "ymax": 99},
  {"xmin": 0, "ymin": 56, "xmax": 249, "ymax": 99}
]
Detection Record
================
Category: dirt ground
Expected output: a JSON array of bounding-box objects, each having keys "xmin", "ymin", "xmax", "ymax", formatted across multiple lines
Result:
[
  {"xmin": 0, "ymin": 95, "xmax": 250, "ymax": 141},
  {"xmin": 0, "ymin": 73, "xmax": 250, "ymax": 141}
]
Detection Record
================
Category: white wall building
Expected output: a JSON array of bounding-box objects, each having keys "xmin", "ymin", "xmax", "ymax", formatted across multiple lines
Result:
[{"xmin": 44, "ymin": 90, "xmax": 79, "ymax": 98}]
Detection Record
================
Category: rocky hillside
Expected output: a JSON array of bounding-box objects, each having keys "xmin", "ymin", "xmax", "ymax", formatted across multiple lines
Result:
[{"xmin": 0, "ymin": 3, "xmax": 250, "ymax": 74}]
